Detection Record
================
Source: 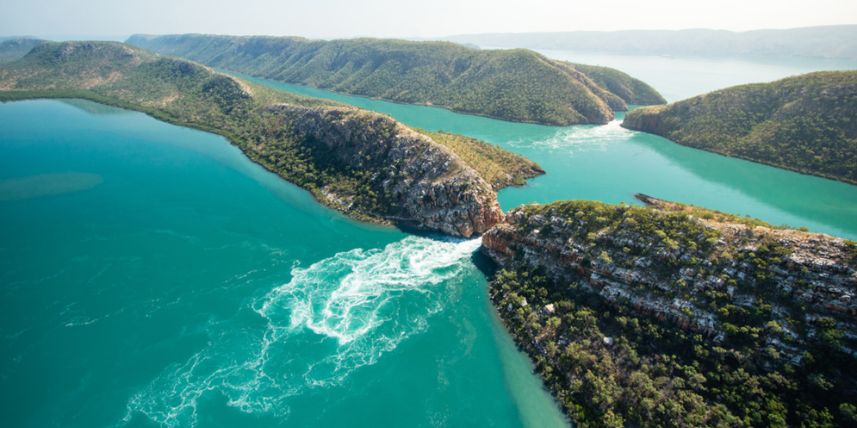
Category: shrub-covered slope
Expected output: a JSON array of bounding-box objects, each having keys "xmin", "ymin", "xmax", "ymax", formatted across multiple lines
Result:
[
  {"xmin": 622, "ymin": 71, "xmax": 857, "ymax": 184},
  {"xmin": 127, "ymin": 34, "xmax": 665, "ymax": 125},
  {"xmin": 0, "ymin": 41, "xmax": 544, "ymax": 236},
  {"xmin": 482, "ymin": 196, "xmax": 857, "ymax": 427}
]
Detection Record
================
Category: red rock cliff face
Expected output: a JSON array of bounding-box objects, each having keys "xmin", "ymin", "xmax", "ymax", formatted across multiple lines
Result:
[{"xmin": 272, "ymin": 104, "xmax": 503, "ymax": 237}]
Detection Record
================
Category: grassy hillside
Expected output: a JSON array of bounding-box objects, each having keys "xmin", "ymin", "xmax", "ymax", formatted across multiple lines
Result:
[
  {"xmin": 623, "ymin": 71, "xmax": 857, "ymax": 184},
  {"xmin": 0, "ymin": 37, "xmax": 45, "ymax": 63},
  {"xmin": 127, "ymin": 34, "xmax": 665, "ymax": 125},
  {"xmin": 484, "ymin": 197, "xmax": 857, "ymax": 427},
  {"xmin": 0, "ymin": 41, "xmax": 540, "ymax": 235},
  {"xmin": 423, "ymin": 130, "xmax": 543, "ymax": 189}
]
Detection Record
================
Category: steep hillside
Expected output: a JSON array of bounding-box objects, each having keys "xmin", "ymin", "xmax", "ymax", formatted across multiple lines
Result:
[
  {"xmin": 127, "ymin": 34, "xmax": 665, "ymax": 125},
  {"xmin": 623, "ymin": 71, "xmax": 857, "ymax": 184},
  {"xmin": 0, "ymin": 41, "xmax": 544, "ymax": 237},
  {"xmin": 482, "ymin": 196, "xmax": 857, "ymax": 427}
]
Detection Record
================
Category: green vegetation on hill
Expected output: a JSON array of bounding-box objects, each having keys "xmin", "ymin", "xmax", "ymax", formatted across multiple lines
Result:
[
  {"xmin": 484, "ymin": 199, "xmax": 857, "ymax": 427},
  {"xmin": 622, "ymin": 71, "xmax": 857, "ymax": 184},
  {"xmin": 571, "ymin": 63, "xmax": 666, "ymax": 106},
  {"xmin": 0, "ymin": 41, "xmax": 535, "ymax": 234},
  {"xmin": 423, "ymin": 130, "xmax": 543, "ymax": 189},
  {"xmin": 0, "ymin": 37, "xmax": 45, "ymax": 63},
  {"xmin": 127, "ymin": 34, "xmax": 665, "ymax": 125}
]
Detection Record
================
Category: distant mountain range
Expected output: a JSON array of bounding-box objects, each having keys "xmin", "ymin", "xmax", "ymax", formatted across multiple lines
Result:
[{"xmin": 444, "ymin": 25, "xmax": 857, "ymax": 60}]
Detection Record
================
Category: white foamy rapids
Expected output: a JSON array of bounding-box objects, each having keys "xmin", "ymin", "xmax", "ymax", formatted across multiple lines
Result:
[
  {"xmin": 512, "ymin": 120, "xmax": 632, "ymax": 154},
  {"xmin": 260, "ymin": 235, "xmax": 482, "ymax": 345},
  {"xmin": 123, "ymin": 236, "xmax": 481, "ymax": 427}
]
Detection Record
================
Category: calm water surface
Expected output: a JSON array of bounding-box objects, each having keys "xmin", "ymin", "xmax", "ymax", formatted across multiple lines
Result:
[{"xmin": 3, "ymin": 53, "xmax": 857, "ymax": 428}]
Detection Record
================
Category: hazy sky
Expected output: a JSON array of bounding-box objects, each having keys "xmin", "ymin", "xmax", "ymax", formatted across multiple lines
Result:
[{"xmin": 2, "ymin": 0, "xmax": 856, "ymax": 39}]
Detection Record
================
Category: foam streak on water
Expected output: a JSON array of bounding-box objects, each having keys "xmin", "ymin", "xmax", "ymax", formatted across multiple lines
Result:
[
  {"xmin": 509, "ymin": 119, "xmax": 630, "ymax": 154},
  {"xmin": 124, "ymin": 236, "xmax": 481, "ymax": 427}
]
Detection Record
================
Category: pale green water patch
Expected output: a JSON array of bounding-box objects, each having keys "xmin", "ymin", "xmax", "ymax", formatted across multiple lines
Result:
[{"xmin": 0, "ymin": 172, "xmax": 103, "ymax": 201}]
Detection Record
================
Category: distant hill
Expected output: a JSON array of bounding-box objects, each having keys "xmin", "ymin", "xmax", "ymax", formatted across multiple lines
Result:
[
  {"xmin": 622, "ymin": 71, "xmax": 857, "ymax": 184},
  {"xmin": 0, "ymin": 41, "xmax": 545, "ymax": 236},
  {"xmin": 445, "ymin": 26, "xmax": 857, "ymax": 61},
  {"xmin": 0, "ymin": 37, "xmax": 45, "ymax": 63},
  {"xmin": 127, "ymin": 34, "xmax": 665, "ymax": 125}
]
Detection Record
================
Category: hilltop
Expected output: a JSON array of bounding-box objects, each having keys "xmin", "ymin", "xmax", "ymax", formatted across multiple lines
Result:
[
  {"xmin": 127, "ymin": 34, "xmax": 665, "ymax": 126},
  {"xmin": 0, "ymin": 41, "xmax": 544, "ymax": 236},
  {"xmin": 622, "ymin": 71, "xmax": 857, "ymax": 184},
  {"xmin": 482, "ymin": 196, "xmax": 857, "ymax": 427}
]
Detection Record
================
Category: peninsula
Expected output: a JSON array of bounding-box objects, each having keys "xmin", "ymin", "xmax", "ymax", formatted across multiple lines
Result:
[
  {"xmin": 0, "ymin": 41, "xmax": 543, "ymax": 236},
  {"xmin": 623, "ymin": 71, "xmax": 857, "ymax": 184}
]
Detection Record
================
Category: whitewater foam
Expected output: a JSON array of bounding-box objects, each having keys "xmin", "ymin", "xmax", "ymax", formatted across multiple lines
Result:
[
  {"xmin": 511, "ymin": 120, "xmax": 631, "ymax": 154},
  {"xmin": 123, "ymin": 236, "xmax": 481, "ymax": 427}
]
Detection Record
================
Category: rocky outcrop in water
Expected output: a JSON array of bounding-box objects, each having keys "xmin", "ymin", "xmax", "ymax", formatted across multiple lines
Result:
[
  {"xmin": 481, "ymin": 196, "xmax": 857, "ymax": 426},
  {"xmin": 269, "ymin": 104, "xmax": 503, "ymax": 237}
]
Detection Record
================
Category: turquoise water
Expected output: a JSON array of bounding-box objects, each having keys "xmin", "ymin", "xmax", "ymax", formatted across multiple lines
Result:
[
  {"xmin": 529, "ymin": 49, "xmax": 857, "ymax": 102},
  {"xmin": 4, "ymin": 56, "xmax": 857, "ymax": 428},
  {"xmin": 0, "ymin": 100, "xmax": 567, "ymax": 427},
  {"xmin": 238, "ymin": 74, "xmax": 857, "ymax": 240}
]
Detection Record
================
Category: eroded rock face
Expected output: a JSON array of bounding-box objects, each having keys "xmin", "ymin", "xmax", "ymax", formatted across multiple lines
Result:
[
  {"xmin": 272, "ymin": 104, "xmax": 503, "ymax": 237},
  {"xmin": 482, "ymin": 198, "xmax": 857, "ymax": 356}
]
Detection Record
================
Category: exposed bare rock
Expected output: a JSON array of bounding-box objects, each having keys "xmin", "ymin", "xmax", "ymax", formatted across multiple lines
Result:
[{"xmin": 271, "ymin": 104, "xmax": 503, "ymax": 237}]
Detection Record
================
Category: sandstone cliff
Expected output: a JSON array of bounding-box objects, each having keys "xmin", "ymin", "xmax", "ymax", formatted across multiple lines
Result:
[{"xmin": 266, "ymin": 104, "xmax": 503, "ymax": 237}]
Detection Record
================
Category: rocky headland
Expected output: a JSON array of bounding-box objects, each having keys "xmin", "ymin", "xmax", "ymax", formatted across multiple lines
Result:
[{"xmin": 482, "ymin": 195, "xmax": 857, "ymax": 426}]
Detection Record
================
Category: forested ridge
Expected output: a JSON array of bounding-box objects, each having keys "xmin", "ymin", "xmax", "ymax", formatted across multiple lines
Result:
[{"xmin": 127, "ymin": 34, "xmax": 665, "ymax": 125}]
